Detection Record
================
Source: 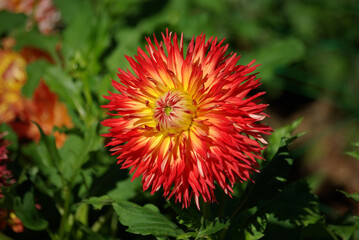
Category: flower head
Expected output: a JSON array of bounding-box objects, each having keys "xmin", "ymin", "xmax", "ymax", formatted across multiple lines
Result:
[
  {"xmin": 0, "ymin": 209, "xmax": 24, "ymax": 233},
  {"xmin": 10, "ymin": 80, "xmax": 73, "ymax": 148},
  {"xmin": 1, "ymin": 44, "xmax": 72, "ymax": 147},
  {"xmin": 102, "ymin": 30, "xmax": 272, "ymax": 208},
  {"xmin": 0, "ymin": 49, "xmax": 27, "ymax": 123}
]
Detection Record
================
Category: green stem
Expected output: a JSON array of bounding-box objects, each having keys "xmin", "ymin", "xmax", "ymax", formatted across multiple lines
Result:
[
  {"xmin": 326, "ymin": 226, "xmax": 339, "ymax": 240},
  {"xmin": 59, "ymin": 185, "xmax": 72, "ymax": 240},
  {"xmin": 46, "ymin": 228, "xmax": 57, "ymax": 240},
  {"xmin": 230, "ymin": 183, "xmax": 255, "ymax": 220},
  {"xmin": 80, "ymin": 73, "xmax": 94, "ymax": 127},
  {"xmin": 230, "ymin": 199, "xmax": 246, "ymax": 221},
  {"xmin": 0, "ymin": 232, "xmax": 13, "ymax": 240},
  {"xmin": 202, "ymin": 203, "xmax": 209, "ymax": 220},
  {"xmin": 111, "ymin": 211, "xmax": 118, "ymax": 238}
]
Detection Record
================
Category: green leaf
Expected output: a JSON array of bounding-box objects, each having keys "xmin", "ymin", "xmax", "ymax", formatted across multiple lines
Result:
[
  {"xmin": 77, "ymin": 169, "xmax": 94, "ymax": 198},
  {"xmin": 300, "ymin": 223, "xmax": 335, "ymax": 240},
  {"xmin": 259, "ymin": 181, "xmax": 322, "ymax": 227},
  {"xmin": 56, "ymin": 0, "xmax": 110, "ymax": 76},
  {"xmin": 245, "ymin": 144, "xmax": 294, "ymax": 209},
  {"xmin": 244, "ymin": 224, "xmax": 265, "ymax": 240},
  {"xmin": 0, "ymin": 124, "xmax": 18, "ymax": 151},
  {"xmin": 61, "ymin": 1, "xmax": 93, "ymax": 61},
  {"xmin": 346, "ymin": 151, "xmax": 359, "ymax": 160},
  {"xmin": 58, "ymin": 134, "xmax": 83, "ymax": 181},
  {"xmin": 86, "ymin": 196, "xmax": 112, "ymax": 210},
  {"xmin": 177, "ymin": 232, "xmax": 197, "ymax": 239},
  {"xmin": 143, "ymin": 204, "xmax": 160, "ymax": 213},
  {"xmin": 53, "ymin": 0, "xmax": 83, "ymax": 23},
  {"xmin": 23, "ymin": 61, "xmax": 49, "ymax": 97},
  {"xmin": 14, "ymin": 192, "xmax": 48, "ymax": 231},
  {"xmin": 338, "ymin": 190, "xmax": 359, "ymax": 202},
  {"xmin": 261, "ymin": 215, "xmax": 300, "ymax": 240},
  {"xmin": 78, "ymin": 223, "xmax": 108, "ymax": 240},
  {"xmin": 75, "ymin": 203, "xmax": 89, "ymax": 226},
  {"xmin": 328, "ymin": 219, "xmax": 359, "ymax": 240},
  {"xmin": 242, "ymin": 37, "xmax": 306, "ymax": 81},
  {"xmin": 0, "ymin": 232, "xmax": 13, "ymax": 240},
  {"xmin": 85, "ymin": 11, "xmax": 111, "ymax": 74},
  {"xmin": 33, "ymin": 123, "xmax": 64, "ymax": 191},
  {"xmin": 107, "ymin": 177, "xmax": 141, "ymax": 202},
  {"xmin": 223, "ymin": 206, "xmax": 266, "ymax": 240},
  {"xmin": 0, "ymin": 11, "xmax": 27, "ymax": 35},
  {"xmin": 105, "ymin": 29, "xmax": 140, "ymax": 71},
  {"xmin": 266, "ymin": 117, "xmax": 304, "ymax": 160},
  {"xmin": 34, "ymin": 122, "xmax": 62, "ymax": 167},
  {"xmin": 171, "ymin": 201, "xmax": 202, "ymax": 229},
  {"xmin": 112, "ymin": 201, "xmax": 184, "ymax": 237},
  {"xmin": 74, "ymin": 124, "xmax": 98, "ymax": 168},
  {"xmin": 59, "ymin": 124, "xmax": 98, "ymax": 187},
  {"xmin": 196, "ymin": 218, "xmax": 230, "ymax": 239},
  {"xmin": 43, "ymin": 65, "xmax": 86, "ymax": 122},
  {"xmin": 345, "ymin": 142, "xmax": 359, "ymax": 160},
  {"xmin": 12, "ymin": 28, "xmax": 59, "ymax": 63}
]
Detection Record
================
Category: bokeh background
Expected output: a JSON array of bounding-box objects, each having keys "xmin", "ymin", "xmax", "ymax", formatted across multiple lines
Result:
[{"xmin": 1, "ymin": 0, "xmax": 359, "ymax": 236}]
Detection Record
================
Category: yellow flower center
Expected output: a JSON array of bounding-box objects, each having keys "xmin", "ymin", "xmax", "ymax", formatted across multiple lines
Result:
[
  {"xmin": 164, "ymin": 106, "xmax": 172, "ymax": 116},
  {"xmin": 153, "ymin": 90, "xmax": 195, "ymax": 134}
]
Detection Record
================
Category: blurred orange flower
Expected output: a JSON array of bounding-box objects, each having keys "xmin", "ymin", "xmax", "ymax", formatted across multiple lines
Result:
[
  {"xmin": 10, "ymin": 80, "xmax": 73, "ymax": 148},
  {"xmin": 1, "ymin": 45, "xmax": 72, "ymax": 148},
  {"xmin": 0, "ymin": 209, "xmax": 24, "ymax": 233},
  {"xmin": 0, "ymin": 49, "xmax": 27, "ymax": 123}
]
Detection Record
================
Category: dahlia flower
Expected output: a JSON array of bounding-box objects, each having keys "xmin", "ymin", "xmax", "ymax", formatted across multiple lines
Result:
[
  {"xmin": 0, "ymin": 209, "xmax": 24, "ymax": 233},
  {"xmin": 0, "ymin": 44, "xmax": 71, "ymax": 147},
  {"xmin": 0, "ymin": 49, "xmax": 27, "ymax": 123},
  {"xmin": 10, "ymin": 80, "xmax": 73, "ymax": 148},
  {"xmin": 102, "ymin": 30, "xmax": 271, "ymax": 208}
]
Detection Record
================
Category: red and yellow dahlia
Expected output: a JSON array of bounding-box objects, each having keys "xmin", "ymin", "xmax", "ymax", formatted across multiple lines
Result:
[{"xmin": 102, "ymin": 30, "xmax": 272, "ymax": 208}]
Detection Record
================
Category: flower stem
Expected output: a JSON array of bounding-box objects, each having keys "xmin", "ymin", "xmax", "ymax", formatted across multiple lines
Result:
[
  {"xmin": 59, "ymin": 185, "xmax": 71, "ymax": 240},
  {"xmin": 230, "ymin": 183, "xmax": 255, "ymax": 220}
]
